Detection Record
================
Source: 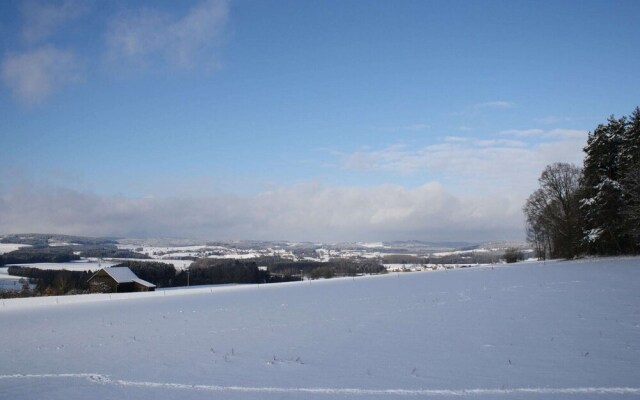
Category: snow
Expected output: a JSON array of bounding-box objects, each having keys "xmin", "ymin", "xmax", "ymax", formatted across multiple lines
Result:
[
  {"xmin": 5, "ymin": 259, "xmax": 119, "ymax": 271},
  {"xmin": 0, "ymin": 267, "xmax": 28, "ymax": 291},
  {"xmin": 586, "ymin": 228, "xmax": 604, "ymax": 242},
  {"xmin": 100, "ymin": 267, "xmax": 144, "ymax": 284},
  {"xmin": 433, "ymin": 249, "xmax": 490, "ymax": 257},
  {"xmin": 118, "ymin": 243, "xmax": 300, "ymax": 263},
  {"xmin": 1, "ymin": 257, "xmax": 639, "ymax": 399},
  {"xmin": 0, "ymin": 243, "xmax": 31, "ymax": 254},
  {"xmin": 99, "ymin": 258, "xmax": 192, "ymax": 271},
  {"xmin": 4, "ymin": 258, "xmax": 191, "ymax": 272},
  {"xmin": 358, "ymin": 242, "xmax": 386, "ymax": 248}
]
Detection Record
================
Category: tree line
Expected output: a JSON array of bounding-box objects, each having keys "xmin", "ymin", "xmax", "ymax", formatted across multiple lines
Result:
[
  {"xmin": 0, "ymin": 234, "xmax": 118, "ymax": 247},
  {"xmin": 4, "ymin": 257, "xmax": 389, "ymax": 297},
  {"xmin": 0, "ymin": 244, "xmax": 149, "ymax": 266},
  {"xmin": 6, "ymin": 266, "xmax": 91, "ymax": 296},
  {"xmin": 0, "ymin": 247, "xmax": 80, "ymax": 265},
  {"xmin": 524, "ymin": 107, "xmax": 640, "ymax": 258},
  {"xmin": 251, "ymin": 257, "xmax": 386, "ymax": 279}
]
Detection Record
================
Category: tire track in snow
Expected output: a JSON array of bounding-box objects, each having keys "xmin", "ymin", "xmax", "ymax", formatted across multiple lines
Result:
[{"xmin": 2, "ymin": 374, "xmax": 640, "ymax": 396}]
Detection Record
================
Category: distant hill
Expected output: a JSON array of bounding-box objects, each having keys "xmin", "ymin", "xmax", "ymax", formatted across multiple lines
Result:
[{"xmin": 0, "ymin": 234, "xmax": 117, "ymax": 247}]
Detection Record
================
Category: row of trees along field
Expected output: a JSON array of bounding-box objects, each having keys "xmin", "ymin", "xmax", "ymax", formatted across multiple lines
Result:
[
  {"xmin": 3, "ymin": 258, "xmax": 388, "ymax": 298},
  {"xmin": 524, "ymin": 107, "xmax": 640, "ymax": 259}
]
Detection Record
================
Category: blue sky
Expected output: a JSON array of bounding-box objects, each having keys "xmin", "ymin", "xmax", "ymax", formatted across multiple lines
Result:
[{"xmin": 1, "ymin": 0, "xmax": 639, "ymax": 242}]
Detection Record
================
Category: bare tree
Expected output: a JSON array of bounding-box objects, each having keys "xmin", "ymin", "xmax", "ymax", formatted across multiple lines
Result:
[{"xmin": 523, "ymin": 163, "xmax": 582, "ymax": 259}]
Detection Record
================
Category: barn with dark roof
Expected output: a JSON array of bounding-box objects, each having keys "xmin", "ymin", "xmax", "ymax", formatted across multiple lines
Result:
[{"xmin": 88, "ymin": 267, "xmax": 156, "ymax": 293}]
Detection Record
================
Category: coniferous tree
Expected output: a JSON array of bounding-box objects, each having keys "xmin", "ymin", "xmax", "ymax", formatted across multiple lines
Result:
[
  {"xmin": 526, "ymin": 107, "xmax": 640, "ymax": 258},
  {"xmin": 621, "ymin": 107, "xmax": 640, "ymax": 248},
  {"xmin": 580, "ymin": 116, "xmax": 632, "ymax": 254}
]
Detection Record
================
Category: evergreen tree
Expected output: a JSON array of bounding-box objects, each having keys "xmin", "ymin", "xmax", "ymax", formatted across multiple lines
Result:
[
  {"xmin": 580, "ymin": 115, "xmax": 631, "ymax": 254},
  {"xmin": 620, "ymin": 107, "xmax": 640, "ymax": 174},
  {"xmin": 621, "ymin": 107, "xmax": 640, "ymax": 248}
]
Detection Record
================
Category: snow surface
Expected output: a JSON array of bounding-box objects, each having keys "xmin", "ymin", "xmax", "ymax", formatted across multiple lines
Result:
[
  {"xmin": 5, "ymin": 259, "xmax": 119, "ymax": 271},
  {"xmin": 0, "ymin": 243, "xmax": 31, "ymax": 254},
  {"xmin": 1, "ymin": 257, "xmax": 639, "ymax": 399},
  {"xmin": 0, "ymin": 267, "xmax": 28, "ymax": 291},
  {"xmin": 99, "ymin": 267, "xmax": 155, "ymax": 288}
]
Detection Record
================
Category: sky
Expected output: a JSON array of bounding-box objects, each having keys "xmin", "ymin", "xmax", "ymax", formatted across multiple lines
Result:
[{"xmin": 1, "ymin": 0, "xmax": 639, "ymax": 243}]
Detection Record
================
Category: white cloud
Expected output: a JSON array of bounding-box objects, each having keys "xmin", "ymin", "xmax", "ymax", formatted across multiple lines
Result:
[
  {"xmin": 374, "ymin": 123, "xmax": 430, "ymax": 133},
  {"xmin": 404, "ymin": 123, "xmax": 430, "ymax": 131},
  {"xmin": 0, "ymin": 182, "xmax": 525, "ymax": 242},
  {"xmin": 499, "ymin": 129, "xmax": 545, "ymax": 137},
  {"xmin": 450, "ymin": 101, "xmax": 514, "ymax": 117},
  {"xmin": 105, "ymin": 0, "xmax": 229, "ymax": 70},
  {"xmin": 1, "ymin": 46, "xmax": 82, "ymax": 104},
  {"xmin": 472, "ymin": 100, "xmax": 514, "ymax": 110},
  {"xmin": 444, "ymin": 136, "xmax": 468, "ymax": 142},
  {"xmin": 545, "ymin": 129, "xmax": 588, "ymax": 140},
  {"xmin": 475, "ymin": 139, "xmax": 526, "ymax": 147},
  {"xmin": 533, "ymin": 116, "xmax": 574, "ymax": 125},
  {"xmin": 21, "ymin": 0, "xmax": 89, "ymax": 43},
  {"xmin": 499, "ymin": 128, "xmax": 587, "ymax": 140}
]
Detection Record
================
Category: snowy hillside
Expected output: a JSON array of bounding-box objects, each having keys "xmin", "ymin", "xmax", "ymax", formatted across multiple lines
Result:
[{"xmin": 1, "ymin": 257, "xmax": 639, "ymax": 399}]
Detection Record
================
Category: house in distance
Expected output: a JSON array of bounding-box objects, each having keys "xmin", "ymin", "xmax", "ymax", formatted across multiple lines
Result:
[{"xmin": 88, "ymin": 267, "xmax": 156, "ymax": 293}]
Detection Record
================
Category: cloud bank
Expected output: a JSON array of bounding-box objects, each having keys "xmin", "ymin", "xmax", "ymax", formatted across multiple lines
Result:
[
  {"xmin": 0, "ymin": 182, "xmax": 524, "ymax": 243},
  {"xmin": 0, "ymin": 126, "xmax": 585, "ymax": 242}
]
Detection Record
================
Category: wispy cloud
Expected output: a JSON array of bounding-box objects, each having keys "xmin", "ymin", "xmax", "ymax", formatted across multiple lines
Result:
[
  {"xmin": 404, "ymin": 123, "xmax": 430, "ymax": 131},
  {"xmin": 498, "ymin": 129, "xmax": 545, "ymax": 137},
  {"xmin": 545, "ymin": 129, "xmax": 588, "ymax": 139},
  {"xmin": 374, "ymin": 123, "xmax": 430, "ymax": 133},
  {"xmin": 472, "ymin": 100, "xmax": 514, "ymax": 110},
  {"xmin": 499, "ymin": 128, "xmax": 587, "ymax": 140},
  {"xmin": 450, "ymin": 101, "xmax": 514, "ymax": 117},
  {"xmin": 1, "ymin": 1, "xmax": 88, "ymax": 104},
  {"xmin": 444, "ymin": 136, "xmax": 468, "ymax": 142},
  {"xmin": 533, "ymin": 116, "xmax": 574, "ymax": 125},
  {"xmin": 105, "ymin": 0, "xmax": 229, "ymax": 70},
  {"xmin": 1, "ymin": 46, "xmax": 83, "ymax": 105},
  {"xmin": 20, "ymin": 0, "xmax": 89, "ymax": 44},
  {"xmin": 335, "ymin": 129, "xmax": 586, "ymax": 196}
]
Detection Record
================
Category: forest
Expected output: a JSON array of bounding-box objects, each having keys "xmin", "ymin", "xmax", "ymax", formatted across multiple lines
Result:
[
  {"xmin": 0, "ymin": 247, "xmax": 80, "ymax": 265},
  {"xmin": 524, "ymin": 107, "xmax": 640, "ymax": 259},
  {"xmin": 0, "ymin": 244, "xmax": 149, "ymax": 267}
]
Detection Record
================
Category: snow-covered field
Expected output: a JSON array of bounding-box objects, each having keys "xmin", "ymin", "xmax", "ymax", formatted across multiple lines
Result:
[
  {"xmin": 0, "ymin": 243, "xmax": 31, "ymax": 254},
  {"xmin": 1, "ymin": 257, "xmax": 639, "ymax": 399},
  {"xmin": 102, "ymin": 258, "xmax": 193, "ymax": 271},
  {"xmin": 4, "ymin": 259, "xmax": 119, "ymax": 272},
  {"xmin": 0, "ymin": 268, "xmax": 27, "ymax": 291}
]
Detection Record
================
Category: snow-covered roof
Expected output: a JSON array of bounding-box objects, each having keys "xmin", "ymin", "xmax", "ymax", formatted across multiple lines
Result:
[
  {"xmin": 132, "ymin": 278, "xmax": 155, "ymax": 288},
  {"xmin": 101, "ymin": 267, "xmax": 156, "ymax": 288}
]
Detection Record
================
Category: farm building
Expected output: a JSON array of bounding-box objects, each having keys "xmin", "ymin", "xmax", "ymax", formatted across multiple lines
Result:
[{"xmin": 88, "ymin": 267, "xmax": 156, "ymax": 293}]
